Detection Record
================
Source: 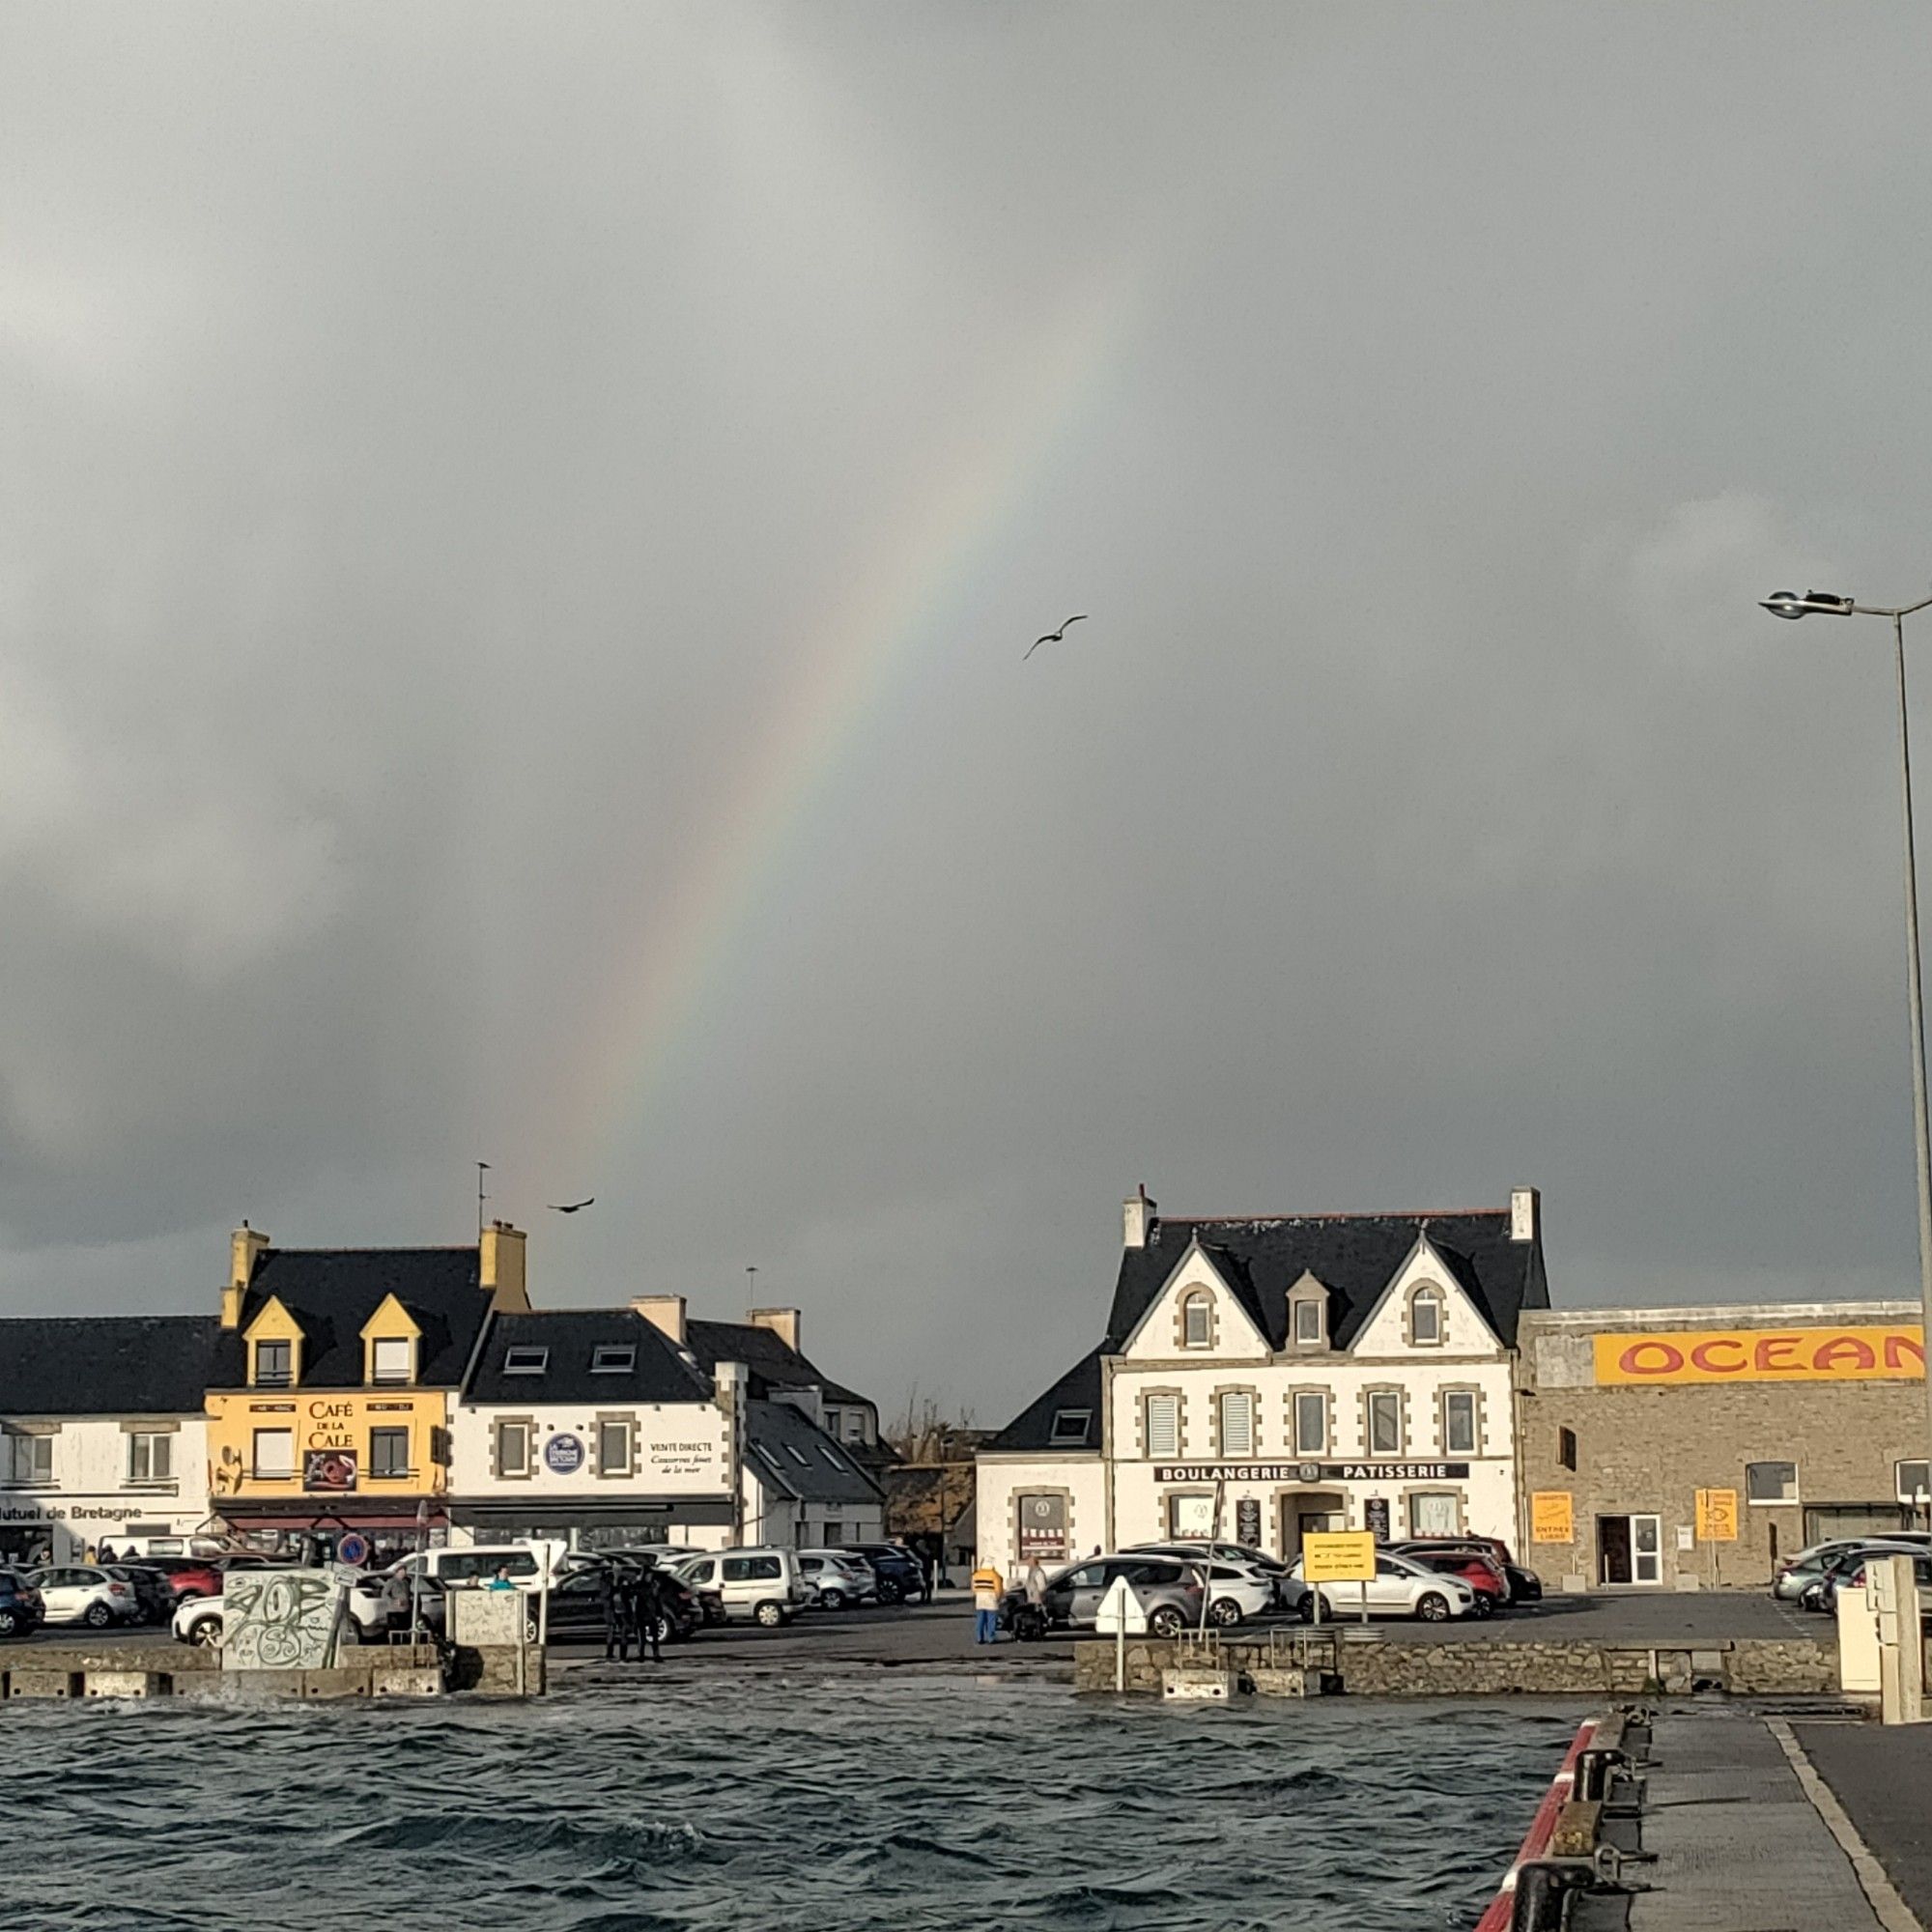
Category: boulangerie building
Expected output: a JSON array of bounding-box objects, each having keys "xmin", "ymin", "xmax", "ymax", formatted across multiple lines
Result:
[{"xmin": 976, "ymin": 1185, "xmax": 1549, "ymax": 1576}]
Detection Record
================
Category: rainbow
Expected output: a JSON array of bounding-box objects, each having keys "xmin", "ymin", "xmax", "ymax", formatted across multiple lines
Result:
[{"xmin": 551, "ymin": 249, "xmax": 1151, "ymax": 1169}]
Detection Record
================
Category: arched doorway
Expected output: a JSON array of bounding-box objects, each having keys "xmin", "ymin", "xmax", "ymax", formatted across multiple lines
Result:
[{"xmin": 1277, "ymin": 1490, "xmax": 1349, "ymax": 1563}]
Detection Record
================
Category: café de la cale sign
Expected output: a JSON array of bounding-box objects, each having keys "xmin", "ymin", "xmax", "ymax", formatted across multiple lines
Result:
[{"xmin": 1152, "ymin": 1463, "xmax": 1471, "ymax": 1485}]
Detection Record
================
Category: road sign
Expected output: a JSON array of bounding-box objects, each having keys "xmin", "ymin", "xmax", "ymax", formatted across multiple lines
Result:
[
  {"xmin": 334, "ymin": 1532, "xmax": 370, "ymax": 1567},
  {"xmin": 1531, "ymin": 1492, "xmax": 1575, "ymax": 1544},
  {"xmin": 1094, "ymin": 1574, "xmax": 1149, "ymax": 1634},
  {"xmin": 1695, "ymin": 1489, "xmax": 1739, "ymax": 1542},
  {"xmin": 1303, "ymin": 1530, "xmax": 1377, "ymax": 1583}
]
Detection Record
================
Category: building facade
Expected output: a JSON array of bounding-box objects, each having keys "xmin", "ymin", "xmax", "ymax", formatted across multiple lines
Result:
[
  {"xmin": 977, "ymin": 1186, "xmax": 1548, "ymax": 1576},
  {"xmin": 1517, "ymin": 1302, "xmax": 1930, "ymax": 1590},
  {"xmin": 203, "ymin": 1222, "xmax": 527, "ymax": 1546},
  {"xmin": 0, "ymin": 1316, "xmax": 218, "ymax": 1564}
]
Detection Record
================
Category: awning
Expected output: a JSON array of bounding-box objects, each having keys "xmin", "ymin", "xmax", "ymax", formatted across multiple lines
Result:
[
  {"xmin": 213, "ymin": 1503, "xmax": 448, "ymax": 1533},
  {"xmin": 447, "ymin": 1494, "xmax": 735, "ymax": 1531}
]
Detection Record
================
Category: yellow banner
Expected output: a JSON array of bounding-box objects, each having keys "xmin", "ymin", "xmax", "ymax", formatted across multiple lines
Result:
[
  {"xmin": 1531, "ymin": 1492, "xmax": 1575, "ymax": 1544},
  {"xmin": 1696, "ymin": 1489, "xmax": 1739, "ymax": 1542},
  {"xmin": 1303, "ymin": 1530, "xmax": 1378, "ymax": 1582},
  {"xmin": 1594, "ymin": 1325, "xmax": 1924, "ymax": 1386}
]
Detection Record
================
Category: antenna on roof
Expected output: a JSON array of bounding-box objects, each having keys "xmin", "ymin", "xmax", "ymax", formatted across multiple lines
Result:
[{"xmin": 477, "ymin": 1162, "xmax": 491, "ymax": 1238}]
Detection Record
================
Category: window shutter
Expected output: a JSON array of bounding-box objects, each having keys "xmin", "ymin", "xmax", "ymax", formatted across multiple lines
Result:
[
  {"xmin": 1219, "ymin": 1392, "xmax": 1254, "ymax": 1457},
  {"xmin": 1146, "ymin": 1394, "xmax": 1179, "ymax": 1459}
]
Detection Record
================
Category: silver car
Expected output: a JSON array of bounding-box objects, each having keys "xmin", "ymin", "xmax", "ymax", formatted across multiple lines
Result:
[
  {"xmin": 1288, "ymin": 1549, "xmax": 1477, "ymax": 1622},
  {"xmin": 796, "ymin": 1549, "xmax": 875, "ymax": 1609},
  {"xmin": 1005, "ymin": 1554, "xmax": 1206, "ymax": 1639},
  {"xmin": 1774, "ymin": 1534, "xmax": 1932, "ymax": 1603}
]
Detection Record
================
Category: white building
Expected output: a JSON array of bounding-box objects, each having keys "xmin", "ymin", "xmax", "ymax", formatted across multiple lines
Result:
[
  {"xmin": 0, "ymin": 1316, "xmax": 218, "ymax": 1564},
  {"xmin": 976, "ymin": 1187, "xmax": 1548, "ymax": 1577}
]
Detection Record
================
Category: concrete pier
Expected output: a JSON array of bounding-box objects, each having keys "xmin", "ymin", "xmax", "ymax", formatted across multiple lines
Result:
[{"xmin": 0, "ymin": 1641, "xmax": 539, "ymax": 1701}]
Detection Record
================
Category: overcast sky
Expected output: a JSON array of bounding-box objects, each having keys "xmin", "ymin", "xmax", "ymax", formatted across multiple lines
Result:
[{"xmin": 8, "ymin": 4, "xmax": 1932, "ymax": 1424}]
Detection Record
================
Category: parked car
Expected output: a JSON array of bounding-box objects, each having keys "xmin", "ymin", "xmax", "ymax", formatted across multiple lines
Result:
[
  {"xmin": 538, "ymin": 1564, "xmax": 703, "ymax": 1644},
  {"xmin": 0, "ymin": 1569, "xmax": 44, "ymax": 1638},
  {"xmin": 1397, "ymin": 1548, "xmax": 1505, "ymax": 1614},
  {"xmin": 1289, "ymin": 1550, "xmax": 1478, "ymax": 1622},
  {"xmin": 130, "ymin": 1555, "xmax": 224, "ymax": 1605},
  {"xmin": 99, "ymin": 1563, "xmax": 174, "ymax": 1626},
  {"xmin": 660, "ymin": 1548, "xmax": 810, "ymax": 1626},
  {"xmin": 1797, "ymin": 1542, "xmax": 1927, "ymax": 1612},
  {"xmin": 173, "ymin": 1592, "xmax": 227, "ymax": 1647},
  {"xmin": 1775, "ymin": 1535, "xmax": 1932, "ymax": 1603},
  {"xmin": 1387, "ymin": 1538, "xmax": 1540, "ymax": 1605},
  {"xmin": 1833, "ymin": 1550, "xmax": 1932, "ymax": 1619},
  {"xmin": 1124, "ymin": 1539, "xmax": 1293, "ymax": 1580},
  {"xmin": 797, "ymin": 1549, "xmax": 876, "ymax": 1609},
  {"xmin": 838, "ymin": 1544, "xmax": 928, "ymax": 1605},
  {"xmin": 1001, "ymin": 1554, "xmax": 1206, "ymax": 1640},
  {"xmin": 28, "ymin": 1564, "xmax": 140, "ymax": 1630},
  {"xmin": 1121, "ymin": 1547, "xmax": 1294, "ymax": 1624},
  {"xmin": 387, "ymin": 1542, "xmax": 568, "ymax": 1596}
]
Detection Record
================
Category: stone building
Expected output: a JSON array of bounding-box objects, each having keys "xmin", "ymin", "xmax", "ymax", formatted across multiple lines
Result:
[
  {"xmin": 1516, "ymin": 1302, "xmax": 1929, "ymax": 1590},
  {"xmin": 977, "ymin": 1184, "xmax": 1548, "ymax": 1576}
]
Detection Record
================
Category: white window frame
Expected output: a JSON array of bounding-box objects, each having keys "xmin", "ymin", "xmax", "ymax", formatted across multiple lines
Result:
[
  {"xmin": 4, "ymin": 1434, "xmax": 54, "ymax": 1486},
  {"xmin": 252, "ymin": 1427, "xmax": 295, "ymax": 1480},
  {"xmin": 1745, "ymin": 1460, "xmax": 1801, "ymax": 1505},
  {"xmin": 1408, "ymin": 1490, "xmax": 1461, "ymax": 1536},
  {"xmin": 1181, "ymin": 1293, "xmax": 1211, "ymax": 1349},
  {"xmin": 1293, "ymin": 1296, "xmax": 1323, "ymax": 1347},
  {"xmin": 1898, "ymin": 1459, "xmax": 1931, "ymax": 1505},
  {"xmin": 1293, "ymin": 1391, "xmax": 1327, "ymax": 1455},
  {"xmin": 252, "ymin": 1338, "xmax": 294, "ymax": 1388},
  {"xmin": 1440, "ymin": 1390, "xmax": 1478, "ymax": 1457},
  {"xmin": 368, "ymin": 1426, "xmax": 412, "ymax": 1479},
  {"xmin": 369, "ymin": 1336, "xmax": 413, "ymax": 1385},
  {"xmin": 1218, "ymin": 1390, "xmax": 1256, "ymax": 1457},
  {"xmin": 127, "ymin": 1432, "xmax": 173, "ymax": 1485},
  {"xmin": 1144, "ymin": 1392, "xmax": 1180, "ymax": 1460},
  {"xmin": 1408, "ymin": 1288, "xmax": 1444, "ymax": 1348},
  {"xmin": 1367, "ymin": 1390, "xmax": 1404, "ymax": 1457},
  {"xmin": 596, "ymin": 1417, "xmax": 635, "ymax": 1479},
  {"xmin": 496, "ymin": 1419, "xmax": 532, "ymax": 1480}
]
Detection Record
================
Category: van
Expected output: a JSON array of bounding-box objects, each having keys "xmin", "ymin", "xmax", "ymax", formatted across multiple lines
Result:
[
  {"xmin": 665, "ymin": 1547, "xmax": 809, "ymax": 1626},
  {"xmin": 391, "ymin": 1540, "xmax": 568, "ymax": 1594}
]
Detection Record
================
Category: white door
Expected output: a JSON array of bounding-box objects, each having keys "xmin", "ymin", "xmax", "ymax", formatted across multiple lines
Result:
[
  {"xmin": 40, "ymin": 1567, "xmax": 86, "ymax": 1620},
  {"xmin": 1632, "ymin": 1515, "xmax": 1662, "ymax": 1586}
]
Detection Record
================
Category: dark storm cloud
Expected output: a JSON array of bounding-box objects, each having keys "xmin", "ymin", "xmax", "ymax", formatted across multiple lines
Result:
[{"xmin": 6, "ymin": 3, "xmax": 1932, "ymax": 1422}]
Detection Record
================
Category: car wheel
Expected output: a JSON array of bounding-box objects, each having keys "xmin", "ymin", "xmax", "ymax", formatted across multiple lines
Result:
[
  {"xmin": 1297, "ymin": 1591, "xmax": 1331, "ymax": 1624},
  {"xmin": 875, "ymin": 1577, "xmax": 903, "ymax": 1605},
  {"xmin": 1471, "ymin": 1595, "xmax": 1494, "ymax": 1619},
  {"xmin": 819, "ymin": 1588, "xmax": 846, "ymax": 1611},
  {"xmin": 1012, "ymin": 1606, "xmax": 1046, "ymax": 1642},
  {"xmin": 525, "ymin": 1613, "xmax": 541, "ymax": 1644},
  {"xmin": 1209, "ymin": 1597, "xmax": 1244, "ymax": 1628},
  {"xmin": 0, "ymin": 1608, "xmax": 16, "ymax": 1637},
  {"xmin": 188, "ymin": 1617, "xmax": 222, "ymax": 1647},
  {"xmin": 1148, "ymin": 1605, "xmax": 1185, "ymax": 1639},
  {"xmin": 1416, "ymin": 1592, "xmax": 1451, "ymax": 1622},
  {"xmin": 753, "ymin": 1600, "xmax": 785, "ymax": 1629},
  {"xmin": 84, "ymin": 1601, "xmax": 113, "ymax": 1629}
]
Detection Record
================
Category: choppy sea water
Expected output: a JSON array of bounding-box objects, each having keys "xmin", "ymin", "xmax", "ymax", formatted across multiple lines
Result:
[{"xmin": 0, "ymin": 1677, "xmax": 1580, "ymax": 1931}]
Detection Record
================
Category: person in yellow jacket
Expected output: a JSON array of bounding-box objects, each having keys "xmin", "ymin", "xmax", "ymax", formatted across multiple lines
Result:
[{"xmin": 971, "ymin": 1559, "xmax": 1006, "ymax": 1644}]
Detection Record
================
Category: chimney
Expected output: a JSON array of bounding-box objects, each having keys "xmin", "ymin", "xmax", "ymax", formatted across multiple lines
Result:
[
  {"xmin": 1510, "ymin": 1187, "xmax": 1540, "ymax": 1244},
  {"xmin": 747, "ymin": 1307, "xmax": 800, "ymax": 1355},
  {"xmin": 632, "ymin": 1293, "xmax": 687, "ymax": 1348},
  {"xmin": 714, "ymin": 1359, "xmax": 748, "ymax": 1544},
  {"xmin": 223, "ymin": 1222, "xmax": 270, "ymax": 1329},
  {"xmin": 480, "ymin": 1220, "xmax": 529, "ymax": 1311},
  {"xmin": 1123, "ymin": 1184, "xmax": 1156, "ymax": 1250}
]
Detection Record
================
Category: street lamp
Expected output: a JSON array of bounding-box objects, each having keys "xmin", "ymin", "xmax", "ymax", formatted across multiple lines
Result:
[{"xmin": 1763, "ymin": 584, "xmax": 1932, "ymax": 1517}]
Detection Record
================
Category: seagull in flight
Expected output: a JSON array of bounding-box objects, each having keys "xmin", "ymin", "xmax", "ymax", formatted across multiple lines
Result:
[
  {"xmin": 547, "ymin": 1198, "xmax": 595, "ymax": 1213},
  {"xmin": 1024, "ymin": 613, "xmax": 1088, "ymax": 660}
]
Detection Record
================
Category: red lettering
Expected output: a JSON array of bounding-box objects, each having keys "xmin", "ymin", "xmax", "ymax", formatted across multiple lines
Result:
[
  {"xmin": 1620, "ymin": 1340, "xmax": 1685, "ymax": 1377},
  {"xmin": 1689, "ymin": 1338, "xmax": 1747, "ymax": 1375},
  {"xmin": 1884, "ymin": 1334, "xmax": 1926, "ymax": 1373},
  {"xmin": 1811, "ymin": 1336, "xmax": 1876, "ymax": 1374},
  {"xmin": 1753, "ymin": 1336, "xmax": 1801, "ymax": 1374}
]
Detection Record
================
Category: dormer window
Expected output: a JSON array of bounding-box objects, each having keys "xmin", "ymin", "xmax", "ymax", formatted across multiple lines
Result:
[
  {"xmin": 503, "ymin": 1346, "xmax": 549, "ymax": 1376},
  {"xmin": 1409, "ymin": 1287, "xmax": 1444, "ymax": 1348},
  {"xmin": 1292, "ymin": 1294, "xmax": 1325, "ymax": 1348},
  {"xmin": 369, "ymin": 1337, "xmax": 413, "ymax": 1385},
  {"xmin": 1181, "ymin": 1293, "xmax": 1211, "ymax": 1349},
  {"xmin": 253, "ymin": 1340, "xmax": 293, "ymax": 1388}
]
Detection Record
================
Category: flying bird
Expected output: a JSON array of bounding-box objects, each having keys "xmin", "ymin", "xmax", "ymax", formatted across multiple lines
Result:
[
  {"xmin": 547, "ymin": 1198, "xmax": 595, "ymax": 1213},
  {"xmin": 1023, "ymin": 613, "xmax": 1088, "ymax": 660}
]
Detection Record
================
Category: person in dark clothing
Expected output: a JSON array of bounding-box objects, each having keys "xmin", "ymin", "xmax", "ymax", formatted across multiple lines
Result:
[
  {"xmin": 635, "ymin": 1565, "xmax": 666, "ymax": 1663},
  {"xmin": 600, "ymin": 1562, "xmax": 628, "ymax": 1662},
  {"xmin": 620, "ymin": 1566, "xmax": 653, "ymax": 1663}
]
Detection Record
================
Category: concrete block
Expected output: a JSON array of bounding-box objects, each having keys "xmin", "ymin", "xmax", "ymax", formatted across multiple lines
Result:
[
  {"xmin": 372, "ymin": 1666, "xmax": 443, "ymax": 1697},
  {"xmin": 1249, "ymin": 1665, "xmax": 1327, "ymax": 1697},
  {"xmin": 83, "ymin": 1671, "xmax": 167, "ymax": 1698},
  {"xmin": 8, "ymin": 1668, "xmax": 82, "ymax": 1699},
  {"xmin": 1161, "ymin": 1665, "xmax": 1243, "ymax": 1701}
]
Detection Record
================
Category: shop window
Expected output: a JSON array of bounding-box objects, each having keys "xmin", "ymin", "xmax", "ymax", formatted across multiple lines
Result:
[
  {"xmin": 127, "ymin": 1433, "xmax": 173, "ymax": 1485},
  {"xmin": 1408, "ymin": 1288, "xmax": 1444, "ymax": 1348},
  {"xmin": 496, "ymin": 1420, "xmax": 531, "ymax": 1479},
  {"xmin": 1898, "ymin": 1460, "xmax": 1931, "ymax": 1504},
  {"xmin": 1746, "ymin": 1461, "xmax": 1800, "ymax": 1504},
  {"xmin": 1181, "ymin": 1293, "xmax": 1211, "ymax": 1349},
  {"xmin": 1557, "ymin": 1427, "xmax": 1577, "ymax": 1471},
  {"xmin": 1293, "ymin": 1391, "xmax": 1326, "ymax": 1455},
  {"xmin": 3, "ymin": 1434, "xmax": 53, "ymax": 1485},
  {"xmin": 369, "ymin": 1337, "xmax": 413, "ymax": 1385},
  {"xmin": 252, "ymin": 1340, "xmax": 294, "ymax": 1389},
  {"xmin": 1441, "ymin": 1391, "xmax": 1477, "ymax": 1457},
  {"xmin": 1367, "ymin": 1390, "xmax": 1403, "ymax": 1456},
  {"xmin": 1167, "ymin": 1492, "xmax": 1215, "ymax": 1539},
  {"xmin": 597, "ymin": 1420, "xmax": 634, "ymax": 1478},
  {"xmin": 369, "ymin": 1427, "xmax": 411, "ymax": 1478},
  {"xmin": 1049, "ymin": 1408, "xmax": 1092, "ymax": 1445},
  {"xmin": 1144, "ymin": 1394, "xmax": 1179, "ymax": 1459},
  {"xmin": 1409, "ymin": 1492, "xmax": 1460, "ymax": 1536},
  {"xmin": 1218, "ymin": 1391, "xmax": 1256, "ymax": 1457},
  {"xmin": 252, "ymin": 1428, "xmax": 295, "ymax": 1479}
]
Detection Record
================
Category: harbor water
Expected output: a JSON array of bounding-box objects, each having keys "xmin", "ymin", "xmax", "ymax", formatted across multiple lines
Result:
[{"xmin": 0, "ymin": 1677, "xmax": 1581, "ymax": 1930}]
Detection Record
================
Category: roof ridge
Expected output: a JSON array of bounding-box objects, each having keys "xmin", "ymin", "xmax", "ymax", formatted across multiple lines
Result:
[
  {"xmin": 262, "ymin": 1244, "xmax": 480, "ymax": 1256},
  {"xmin": 1165, "ymin": 1208, "xmax": 1507, "ymax": 1225}
]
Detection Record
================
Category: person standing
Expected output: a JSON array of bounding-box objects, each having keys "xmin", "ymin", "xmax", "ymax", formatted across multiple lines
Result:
[
  {"xmin": 619, "ymin": 1565, "xmax": 647, "ymax": 1663},
  {"xmin": 970, "ymin": 1558, "xmax": 1005, "ymax": 1644},
  {"xmin": 1024, "ymin": 1558, "xmax": 1048, "ymax": 1612},
  {"xmin": 599, "ymin": 1562, "xmax": 622, "ymax": 1661},
  {"xmin": 635, "ymin": 1565, "xmax": 666, "ymax": 1664}
]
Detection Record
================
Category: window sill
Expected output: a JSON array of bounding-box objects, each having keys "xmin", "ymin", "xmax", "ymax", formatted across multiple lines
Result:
[{"xmin": 122, "ymin": 1482, "xmax": 180, "ymax": 1493}]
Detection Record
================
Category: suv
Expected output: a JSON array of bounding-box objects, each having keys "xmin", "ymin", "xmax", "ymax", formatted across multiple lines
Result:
[
  {"xmin": 132, "ymin": 1555, "xmax": 224, "ymax": 1605},
  {"xmin": 0, "ymin": 1569, "xmax": 44, "ymax": 1638},
  {"xmin": 1002, "ymin": 1555, "xmax": 1205, "ymax": 1640},
  {"xmin": 663, "ymin": 1548, "xmax": 809, "ymax": 1627},
  {"xmin": 1290, "ymin": 1549, "xmax": 1477, "ymax": 1622},
  {"xmin": 1120, "ymin": 1546, "xmax": 1298, "ymax": 1624},
  {"xmin": 796, "ymin": 1549, "xmax": 875, "ymax": 1609},
  {"xmin": 839, "ymin": 1544, "xmax": 928, "ymax": 1605}
]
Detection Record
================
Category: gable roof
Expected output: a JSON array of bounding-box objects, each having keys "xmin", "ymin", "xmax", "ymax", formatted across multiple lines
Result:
[
  {"xmin": 1106, "ymin": 1209, "xmax": 1546, "ymax": 1355},
  {"xmin": 465, "ymin": 1308, "xmax": 714, "ymax": 1406},
  {"xmin": 0, "ymin": 1315, "xmax": 220, "ymax": 1416},
  {"xmin": 744, "ymin": 1399, "xmax": 882, "ymax": 1505},
  {"xmin": 685, "ymin": 1319, "xmax": 835, "ymax": 1400},
  {"xmin": 985, "ymin": 1345, "xmax": 1104, "ymax": 1453},
  {"xmin": 209, "ymin": 1248, "xmax": 494, "ymax": 1390}
]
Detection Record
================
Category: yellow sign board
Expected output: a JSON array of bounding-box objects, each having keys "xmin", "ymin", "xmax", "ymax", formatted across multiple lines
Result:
[
  {"xmin": 1594, "ymin": 1325, "xmax": 1924, "ymax": 1387},
  {"xmin": 1695, "ymin": 1489, "xmax": 1739, "ymax": 1543},
  {"xmin": 1303, "ymin": 1530, "xmax": 1378, "ymax": 1583},
  {"xmin": 1531, "ymin": 1492, "xmax": 1575, "ymax": 1544}
]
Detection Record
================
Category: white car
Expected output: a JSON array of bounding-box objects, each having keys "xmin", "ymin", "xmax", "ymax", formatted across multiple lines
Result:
[
  {"xmin": 173, "ymin": 1592, "xmax": 226, "ymax": 1647},
  {"xmin": 796, "ymin": 1549, "xmax": 875, "ymax": 1609},
  {"xmin": 1289, "ymin": 1549, "xmax": 1478, "ymax": 1622},
  {"xmin": 663, "ymin": 1548, "xmax": 810, "ymax": 1626},
  {"xmin": 29, "ymin": 1564, "xmax": 139, "ymax": 1630}
]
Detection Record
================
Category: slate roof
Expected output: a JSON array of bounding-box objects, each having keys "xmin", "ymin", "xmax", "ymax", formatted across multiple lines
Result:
[
  {"xmin": 1106, "ymin": 1209, "xmax": 1546, "ymax": 1354},
  {"xmin": 745, "ymin": 1399, "xmax": 882, "ymax": 1506},
  {"xmin": 686, "ymin": 1319, "xmax": 839, "ymax": 1401},
  {"xmin": 985, "ymin": 1345, "xmax": 1104, "ymax": 1453},
  {"xmin": 0, "ymin": 1316, "xmax": 220, "ymax": 1416},
  {"xmin": 208, "ymin": 1247, "xmax": 495, "ymax": 1390},
  {"xmin": 465, "ymin": 1309, "xmax": 714, "ymax": 1406}
]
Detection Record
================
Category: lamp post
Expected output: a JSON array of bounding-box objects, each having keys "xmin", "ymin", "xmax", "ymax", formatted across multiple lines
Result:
[{"xmin": 1762, "ymin": 587, "xmax": 1932, "ymax": 1512}]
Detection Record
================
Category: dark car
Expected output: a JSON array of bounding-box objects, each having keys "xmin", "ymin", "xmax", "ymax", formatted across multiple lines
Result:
[
  {"xmin": 839, "ymin": 1544, "xmax": 928, "ymax": 1605},
  {"xmin": 129, "ymin": 1555, "xmax": 224, "ymax": 1604},
  {"xmin": 541, "ymin": 1564, "xmax": 702, "ymax": 1644},
  {"xmin": 0, "ymin": 1569, "xmax": 44, "ymax": 1638},
  {"xmin": 100, "ymin": 1564, "xmax": 174, "ymax": 1626}
]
